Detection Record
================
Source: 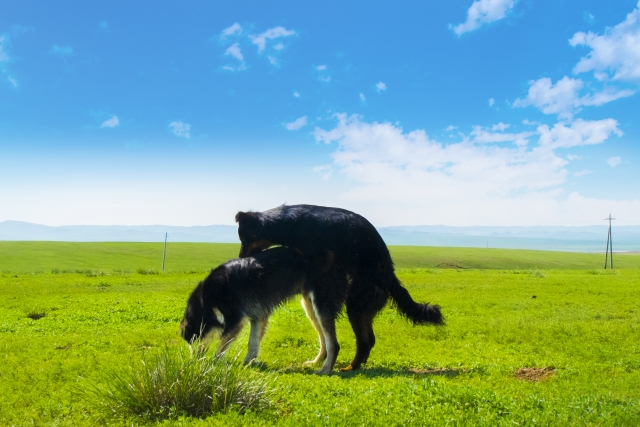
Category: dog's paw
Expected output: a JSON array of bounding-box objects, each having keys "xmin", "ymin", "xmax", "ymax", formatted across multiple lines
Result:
[
  {"xmin": 314, "ymin": 368, "xmax": 333, "ymax": 375},
  {"xmin": 304, "ymin": 352, "xmax": 327, "ymax": 366},
  {"xmin": 339, "ymin": 364, "xmax": 359, "ymax": 372},
  {"xmin": 243, "ymin": 356, "xmax": 257, "ymax": 365}
]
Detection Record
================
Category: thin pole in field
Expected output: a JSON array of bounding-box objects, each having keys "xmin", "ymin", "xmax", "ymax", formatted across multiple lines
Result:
[
  {"xmin": 604, "ymin": 214, "xmax": 614, "ymax": 269},
  {"xmin": 162, "ymin": 232, "xmax": 168, "ymax": 271}
]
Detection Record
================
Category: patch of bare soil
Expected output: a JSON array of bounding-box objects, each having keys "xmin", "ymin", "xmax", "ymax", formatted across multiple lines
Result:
[{"xmin": 515, "ymin": 367, "xmax": 556, "ymax": 382}]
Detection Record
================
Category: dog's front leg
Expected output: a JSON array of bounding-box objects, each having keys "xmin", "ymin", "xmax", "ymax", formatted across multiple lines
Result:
[
  {"xmin": 309, "ymin": 292, "xmax": 340, "ymax": 375},
  {"xmin": 216, "ymin": 318, "xmax": 245, "ymax": 355},
  {"xmin": 301, "ymin": 296, "xmax": 327, "ymax": 365},
  {"xmin": 315, "ymin": 315, "xmax": 340, "ymax": 375},
  {"xmin": 244, "ymin": 318, "xmax": 268, "ymax": 364}
]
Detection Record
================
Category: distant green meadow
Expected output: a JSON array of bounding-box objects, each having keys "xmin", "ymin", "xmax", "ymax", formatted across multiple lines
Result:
[{"xmin": 0, "ymin": 242, "xmax": 639, "ymax": 426}]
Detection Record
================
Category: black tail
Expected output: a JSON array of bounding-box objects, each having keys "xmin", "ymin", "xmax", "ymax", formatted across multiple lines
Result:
[{"xmin": 388, "ymin": 276, "xmax": 444, "ymax": 325}]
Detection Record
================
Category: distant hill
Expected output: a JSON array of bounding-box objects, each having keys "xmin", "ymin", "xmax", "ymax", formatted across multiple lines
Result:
[
  {"xmin": 1, "ymin": 221, "xmax": 639, "ymax": 252},
  {"xmin": 0, "ymin": 221, "xmax": 238, "ymax": 243}
]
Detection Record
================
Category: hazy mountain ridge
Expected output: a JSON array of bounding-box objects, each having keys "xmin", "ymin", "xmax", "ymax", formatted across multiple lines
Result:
[{"xmin": 1, "ymin": 221, "xmax": 639, "ymax": 251}]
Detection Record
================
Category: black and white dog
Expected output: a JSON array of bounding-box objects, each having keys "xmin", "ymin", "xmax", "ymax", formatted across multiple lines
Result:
[
  {"xmin": 235, "ymin": 204, "xmax": 444, "ymax": 371},
  {"xmin": 180, "ymin": 246, "xmax": 348, "ymax": 374}
]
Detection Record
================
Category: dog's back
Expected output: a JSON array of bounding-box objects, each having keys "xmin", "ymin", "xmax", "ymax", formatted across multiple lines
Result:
[{"xmin": 225, "ymin": 246, "xmax": 308, "ymax": 315}]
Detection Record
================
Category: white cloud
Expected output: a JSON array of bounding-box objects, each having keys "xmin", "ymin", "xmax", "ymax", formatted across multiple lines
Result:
[
  {"xmin": 583, "ymin": 12, "xmax": 596, "ymax": 25},
  {"xmin": 359, "ymin": 93, "xmax": 366, "ymax": 102},
  {"xmin": 225, "ymin": 43, "xmax": 244, "ymax": 61},
  {"xmin": 0, "ymin": 35, "xmax": 10, "ymax": 63},
  {"xmin": 250, "ymin": 26, "xmax": 295, "ymax": 52},
  {"xmin": 316, "ymin": 64, "xmax": 327, "ymax": 70},
  {"xmin": 221, "ymin": 23, "xmax": 242, "ymax": 38},
  {"xmin": 488, "ymin": 98, "xmax": 495, "ymax": 106},
  {"xmin": 514, "ymin": 76, "xmax": 582, "ymax": 118},
  {"xmin": 169, "ymin": 121, "xmax": 191, "ymax": 138},
  {"xmin": 284, "ymin": 116, "xmax": 308, "ymax": 131},
  {"xmin": 50, "ymin": 44, "xmax": 73, "ymax": 56},
  {"xmin": 311, "ymin": 114, "xmax": 631, "ymax": 226},
  {"xmin": 100, "ymin": 116, "xmax": 119, "ymax": 128},
  {"xmin": 445, "ymin": 125, "xmax": 456, "ymax": 131},
  {"xmin": 319, "ymin": 76, "xmax": 331, "ymax": 82},
  {"xmin": 376, "ymin": 82, "xmax": 387, "ymax": 92},
  {"xmin": 451, "ymin": 0, "xmax": 516, "ymax": 36},
  {"xmin": 293, "ymin": 91, "xmax": 300, "ymax": 98},
  {"xmin": 1, "ymin": 35, "xmax": 18, "ymax": 88},
  {"xmin": 268, "ymin": 56, "xmax": 278, "ymax": 66},
  {"xmin": 607, "ymin": 156, "xmax": 622, "ymax": 167},
  {"xmin": 222, "ymin": 43, "xmax": 247, "ymax": 71},
  {"xmin": 567, "ymin": 154, "xmax": 581, "ymax": 160},
  {"xmin": 537, "ymin": 118, "xmax": 622, "ymax": 149},
  {"xmin": 313, "ymin": 165, "xmax": 332, "ymax": 180},
  {"xmin": 570, "ymin": 1, "xmax": 640, "ymax": 81},
  {"xmin": 470, "ymin": 123, "xmax": 533, "ymax": 146},
  {"xmin": 491, "ymin": 122, "xmax": 510, "ymax": 131},
  {"xmin": 573, "ymin": 170, "xmax": 593, "ymax": 177},
  {"xmin": 513, "ymin": 76, "xmax": 634, "ymax": 119}
]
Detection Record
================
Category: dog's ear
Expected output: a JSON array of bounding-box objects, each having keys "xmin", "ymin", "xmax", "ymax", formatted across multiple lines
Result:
[{"xmin": 235, "ymin": 211, "xmax": 258, "ymax": 224}]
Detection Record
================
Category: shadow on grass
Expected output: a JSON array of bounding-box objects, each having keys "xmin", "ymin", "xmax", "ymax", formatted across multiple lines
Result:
[{"xmin": 275, "ymin": 364, "xmax": 480, "ymax": 379}]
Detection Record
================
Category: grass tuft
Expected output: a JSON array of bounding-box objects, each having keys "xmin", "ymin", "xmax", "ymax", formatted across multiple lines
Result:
[
  {"xmin": 528, "ymin": 269, "xmax": 547, "ymax": 278},
  {"xmin": 25, "ymin": 305, "xmax": 47, "ymax": 320},
  {"xmin": 136, "ymin": 268, "xmax": 160, "ymax": 275},
  {"xmin": 587, "ymin": 268, "xmax": 620, "ymax": 275},
  {"xmin": 26, "ymin": 311, "xmax": 46, "ymax": 320},
  {"xmin": 83, "ymin": 343, "xmax": 272, "ymax": 420}
]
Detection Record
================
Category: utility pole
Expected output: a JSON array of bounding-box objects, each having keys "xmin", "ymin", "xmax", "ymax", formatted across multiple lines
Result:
[
  {"xmin": 604, "ymin": 214, "xmax": 614, "ymax": 269},
  {"xmin": 162, "ymin": 232, "xmax": 168, "ymax": 271}
]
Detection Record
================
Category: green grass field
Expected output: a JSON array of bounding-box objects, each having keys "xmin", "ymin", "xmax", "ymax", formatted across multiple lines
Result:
[
  {"xmin": 2, "ymin": 241, "xmax": 639, "ymax": 272},
  {"xmin": 1, "ymin": 242, "xmax": 639, "ymax": 426}
]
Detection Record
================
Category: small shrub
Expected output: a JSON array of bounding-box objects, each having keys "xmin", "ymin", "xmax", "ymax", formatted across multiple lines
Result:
[
  {"xmin": 83, "ymin": 344, "xmax": 271, "ymax": 420},
  {"xmin": 137, "ymin": 268, "xmax": 160, "ymax": 275},
  {"xmin": 26, "ymin": 306, "xmax": 46, "ymax": 320},
  {"xmin": 528, "ymin": 269, "xmax": 546, "ymax": 278},
  {"xmin": 587, "ymin": 269, "xmax": 620, "ymax": 276}
]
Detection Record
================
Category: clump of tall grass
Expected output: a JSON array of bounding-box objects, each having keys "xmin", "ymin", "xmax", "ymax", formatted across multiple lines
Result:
[
  {"xmin": 84, "ymin": 343, "xmax": 272, "ymax": 420},
  {"xmin": 528, "ymin": 269, "xmax": 547, "ymax": 278},
  {"xmin": 136, "ymin": 268, "xmax": 160, "ymax": 275},
  {"xmin": 587, "ymin": 269, "xmax": 620, "ymax": 276}
]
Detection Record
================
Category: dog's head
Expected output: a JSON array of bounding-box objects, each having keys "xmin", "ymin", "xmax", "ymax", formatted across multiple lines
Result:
[
  {"xmin": 235, "ymin": 211, "xmax": 272, "ymax": 258},
  {"xmin": 180, "ymin": 278, "xmax": 225, "ymax": 344}
]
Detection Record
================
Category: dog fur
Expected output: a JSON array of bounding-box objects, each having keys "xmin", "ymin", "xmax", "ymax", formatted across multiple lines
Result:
[
  {"xmin": 180, "ymin": 246, "xmax": 348, "ymax": 374},
  {"xmin": 235, "ymin": 204, "xmax": 444, "ymax": 371}
]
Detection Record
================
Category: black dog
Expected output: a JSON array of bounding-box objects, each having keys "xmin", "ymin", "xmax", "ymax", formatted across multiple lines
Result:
[
  {"xmin": 181, "ymin": 246, "xmax": 348, "ymax": 374},
  {"xmin": 235, "ymin": 204, "xmax": 444, "ymax": 371}
]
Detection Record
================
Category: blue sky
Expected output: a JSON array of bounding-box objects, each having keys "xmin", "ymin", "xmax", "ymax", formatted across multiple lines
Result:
[{"xmin": 1, "ymin": 0, "xmax": 639, "ymax": 227}]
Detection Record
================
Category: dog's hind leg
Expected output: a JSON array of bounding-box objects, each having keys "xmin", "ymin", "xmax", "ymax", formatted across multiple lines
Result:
[
  {"xmin": 301, "ymin": 296, "xmax": 327, "ymax": 365},
  {"xmin": 342, "ymin": 275, "xmax": 386, "ymax": 371},
  {"xmin": 244, "ymin": 318, "xmax": 268, "ymax": 364},
  {"xmin": 343, "ymin": 309, "xmax": 376, "ymax": 371}
]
